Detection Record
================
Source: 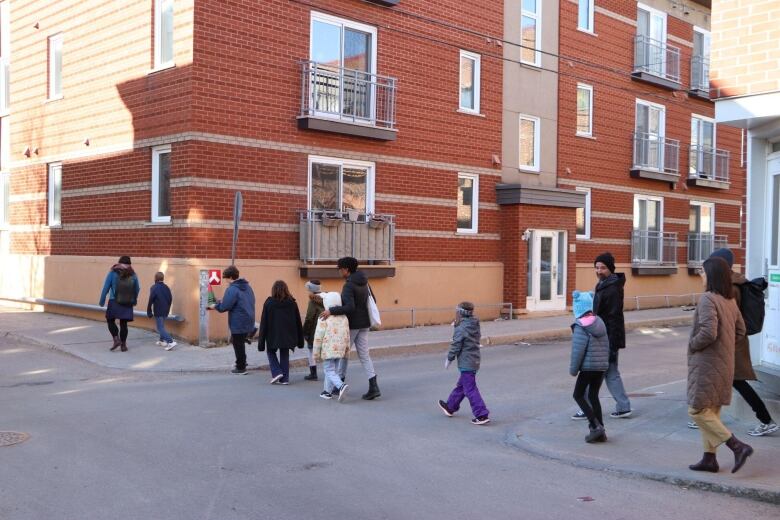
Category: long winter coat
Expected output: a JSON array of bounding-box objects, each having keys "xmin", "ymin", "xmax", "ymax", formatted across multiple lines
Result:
[
  {"xmin": 593, "ymin": 273, "xmax": 626, "ymax": 354},
  {"xmin": 329, "ymin": 271, "xmax": 371, "ymax": 330},
  {"xmin": 447, "ymin": 316, "xmax": 481, "ymax": 372},
  {"xmin": 214, "ymin": 278, "xmax": 256, "ymax": 335},
  {"xmin": 312, "ymin": 315, "xmax": 350, "ymax": 361},
  {"xmin": 687, "ymin": 292, "xmax": 747, "ymax": 409},
  {"xmin": 257, "ymin": 297, "xmax": 304, "ymax": 352},
  {"xmin": 731, "ymin": 271, "xmax": 757, "ymax": 381},
  {"xmin": 569, "ymin": 315, "xmax": 611, "ymax": 376}
]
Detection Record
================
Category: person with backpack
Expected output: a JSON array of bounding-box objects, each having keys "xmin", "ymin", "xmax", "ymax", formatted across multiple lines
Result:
[
  {"xmin": 98, "ymin": 255, "xmax": 140, "ymax": 352},
  {"xmin": 208, "ymin": 265, "xmax": 256, "ymax": 375}
]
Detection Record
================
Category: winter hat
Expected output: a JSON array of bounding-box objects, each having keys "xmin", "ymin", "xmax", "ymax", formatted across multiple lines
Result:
[
  {"xmin": 305, "ymin": 280, "xmax": 322, "ymax": 294},
  {"xmin": 456, "ymin": 301, "xmax": 475, "ymax": 318},
  {"xmin": 594, "ymin": 252, "xmax": 615, "ymax": 273},
  {"xmin": 118, "ymin": 255, "xmax": 131, "ymax": 265},
  {"xmin": 572, "ymin": 291, "xmax": 594, "ymax": 319},
  {"xmin": 322, "ymin": 292, "xmax": 342, "ymax": 310},
  {"xmin": 709, "ymin": 248, "xmax": 734, "ymax": 268}
]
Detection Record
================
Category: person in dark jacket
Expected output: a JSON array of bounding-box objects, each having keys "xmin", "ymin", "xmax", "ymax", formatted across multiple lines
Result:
[
  {"xmin": 321, "ymin": 256, "xmax": 381, "ymax": 400},
  {"xmin": 302, "ymin": 280, "xmax": 324, "ymax": 381},
  {"xmin": 147, "ymin": 271, "xmax": 175, "ymax": 350},
  {"xmin": 209, "ymin": 265, "xmax": 256, "ymax": 375},
  {"xmin": 570, "ymin": 291, "xmax": 610, "ymax": 443},
  {"xmin": 98, "ymin": 255, "xmax": 140, "ymax": 352},
  {"xmin": 438, "ymin": 302, "xmax": 490, "ymax": 425},
  {"xmin": 257, "ymin": 280, "xmax": 304, "ymax": 384}
]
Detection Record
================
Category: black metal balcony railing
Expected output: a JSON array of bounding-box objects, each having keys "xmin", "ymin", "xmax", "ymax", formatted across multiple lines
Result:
[
  {"xmin": 688, "ymin": 233, "xmax": 728, "ymax": 266},
  {"xmin": 631, "ymin": 230, "xmax": 678, "ymax": 267},
  {"xmin": 633, "ymin": 132, "xmax": 680, "ymax": 174},
  {"xmin": 299, "ymin": 210, "xmax": 395, "ymax": 263},
  {"xmin": 633, "ymin": 35, "xmax": 681, "ymax": 84},
  {"xmin": 690, "ymin": 54, "xmax": 710, "ymax": 94},
  {"xmin": 689, "ymin": 145, "xmax": 730, "ymax": 184}
]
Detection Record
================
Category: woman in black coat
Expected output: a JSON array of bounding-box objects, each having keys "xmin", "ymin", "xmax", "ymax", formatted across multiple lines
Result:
[{"xmin": 257, "ymin": 280, "xmax": 304, "ymax": 384}]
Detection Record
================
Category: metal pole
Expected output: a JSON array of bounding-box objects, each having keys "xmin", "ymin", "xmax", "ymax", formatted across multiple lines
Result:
[
  {"xmin": 411, "ymin": 308, "xmax": 416, "ymax": 328},
  {"xmin": 199, "ymin": 269, "xmax": 210, "ymax": 347},
  {"xmin": 231, "ymin": 191, "xmax": 243, "ymax": 266}
]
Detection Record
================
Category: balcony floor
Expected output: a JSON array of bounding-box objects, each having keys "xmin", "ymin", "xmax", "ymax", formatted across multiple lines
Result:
[
  {"xmin": 631, "ymin": 71, "xmax": 682, "ymax": 91},
  {"xmin": 630, "ymin": 168, "xmax": 680, "ymax": 184},
  {"xmin": 298, "ymin": 116, "xmax": 397, "ymax": 141},
  {"xmin": 687, "ymin": 177, "xmax": 730, "ymax": 189}
]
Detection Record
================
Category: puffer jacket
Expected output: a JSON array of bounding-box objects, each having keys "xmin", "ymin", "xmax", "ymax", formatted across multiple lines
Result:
[
  {"xmin": 447, "ymin": 316, "xmax": 481, "ymax": 372},
  {"xmin": 329, "ymin": 271, "xmax": 371, "ymax": 330},
  {"xmin": 312, "ymin": 315, "xmax": 350, "ymax": 361},
  {"xmin": 687, "ymin": 292, "xmax": 746, "ymax": 409},
  {"xmin": 731, "ymin": 271, "xmax": 757, "ymax": 381},
  {"xmin": 214, "ymin": 279, "xmax": 256, "ymax": 334},
  {"xmin": 302, "ymin": 294, "xmax": 325, "ymax": 346},
  {"xmin": 569, "ymin": 315, "xmax": 610, "ymax": 376},
  {"xmin": 593, "ymin": 273, "xmax": 626, "ymax": 352}
]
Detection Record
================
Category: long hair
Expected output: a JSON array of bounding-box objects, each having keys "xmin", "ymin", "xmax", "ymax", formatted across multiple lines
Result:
[
  {"xmin": 703, "ymin": 256, "xmax": 734, "ymax": 299},
  {"xmin": 271, "ymin": 280, "xmax": 294, "ymax": 302}
]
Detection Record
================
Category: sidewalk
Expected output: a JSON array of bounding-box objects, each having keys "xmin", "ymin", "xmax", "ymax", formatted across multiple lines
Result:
[
  {"xmin": 0, "ymin": 306, "xmax": 693, "ymax": 373},
  {"xmin": 507, "ymin": 378, "xmax": 780, "ymax": 504}
]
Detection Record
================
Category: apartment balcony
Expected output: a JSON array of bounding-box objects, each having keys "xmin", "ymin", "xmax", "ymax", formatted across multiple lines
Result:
[
  {"xmin": 299, "ymin": 210, "xmax": 396, "ymax": 278},
  {"xmin": 689, "ymin": 55, "xmax": 710, "ymax": 99},
  {"xmin": 688, "ymin": 233, "xmax": 728, "ymax": 273},
  {"xmin": 688, "ymin": 145, "xmax": 730, "ymax": 189},
  {"xmin": 632, "ymin": 35, "xmax": 682, "ymax": 90},
  {"xmin": 631, "ymin": 230, "xmax": 678, "ymax": 275},
  {"xmin": 630, "ymin": 132, "xmax": 681, "ymax": 183},
  {"xmin": 298, "ymin": 61, "xmax": 397, "ymax": 141},
  {"xmin": 366, "ymin": 0, "xmax": 399, "ymax": 5}
]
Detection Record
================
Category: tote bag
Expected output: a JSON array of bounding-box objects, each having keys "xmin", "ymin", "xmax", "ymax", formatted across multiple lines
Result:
[{"xmin": 367, "ymin": 285, "xmax": 381, "ymax": 329}]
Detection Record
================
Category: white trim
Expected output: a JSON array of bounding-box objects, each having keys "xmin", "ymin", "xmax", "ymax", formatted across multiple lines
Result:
[
  {"xmin": 576, "ymin": 83, "xmax": 593, "ymax": 137},
  {"xmin": 520, "ymin": 0, "xmax": 542, "ymax": 67},
  {"xmin": 151, "ymin": 145, "xmax": 172, "ymax": 223},
  {"xmin": 154, "ymin": 0, "xmax": 175, "ymax": 70},
  {"xmin": 456, "ymin": 172, "xmax": 479, "ymax": 234},
  {"xmin": 458, "ymin": 50, "xmax": 481, "ymax": 114},
  {"xmin": 48, "ymin": 162, "xmax": 62, "ymax": 227},
  {"xmin": 575, "ymin": 187, "xmax": 591, "ymax": 239},
  {"xmin": 689, "ymin": 200, "xmax": 715, "ymax": 234},
  {"xmin": 633, "ymin": 194, "xmax": 664, "ymax": 232},
  {"xmin": 307, "ymin": 155, "xmax": 375, "ymax": 213},
  {"xmin": 310, "ymin": 11, "xmax": 378, "ymax": 76},
  {"xmin": 637, "ymin": 2, "xmax": 667, "ymax": 43},
  {"xmin": 577, "ymin": 0, "xmax": 595, "ymax": 33},
  {"xmin": 48, "ymin": 34, "xmax": 63, "ymax": 100},
  {"xmin": 0, "ymin": 172, "xmax": 9, "ymax": 229},
  {"xmin": 518, "ymin": 114, "xmax": 541, "ymax": 172}
]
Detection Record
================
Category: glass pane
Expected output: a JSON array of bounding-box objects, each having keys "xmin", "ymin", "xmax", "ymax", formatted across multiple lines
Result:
[
  {"xmin": 699, "ymin": 205, "xmax": 712, "ymax": 233},
  {"xmin": 527, "ymin": 232, "xmax": 533, "ymax": 297},
  {"xmin": 53, "ymin": 39, "xmax": 62, "ymax": 96},
  {"xmin": 457, "ymin": 176, "xmax": 474, "ymax": 230},
  {"xmin": 523, "ymin": 0, "xmax": 537, "ymax": 13},
  {"xmin": 648, "ymin": 106, "xmax": 661, "ymax": 135},
  {"xmin": 772, "ymin": 174, "xmax": 779, "ymax": 265},
  {"xmin": 52, "ymin": 167, "xmax": 61, "ymax": 223},
  {"xmin": 689, "ymin": 205, "xmax": 700, "ymax": 232},
  {"xmin": 459, "ymin": 56, "xmax": 475, "ymax": 110},
  {"xmin": 577, "ymin": 87, "xmax": 590, "ymax": 134},
  {"xmin": 648, "ymin": 200, "xmax": 660, "ymax": 231},
  {"xmin": 342, "ymin": 167, "xmax": 367, "ymax": 213},
  {"xmin": 540, "ymin": 237, "xmax": 552, "ymax": 301},
  {"xmin": 312, "ymin": 20, "xmax": 342, "ymax": 69},
  {"xmin": 637, "ymin": 9, "xmax": 649, "ymax": 36},
  {"xmin": 557, "ymin": 232, "xmax": 565, "ymax": 296},
  {"xmin": 693, "ymin": 31, "xmax": 703, "ymax": 55},
  {"xmin": 701, "ymin": 121, "xmax": 714, "ymax": 148},
  {"xmin": 578, "ymin": 0, "xmax": 591, "ymax": 30},
  {"xmin": 636, "ymin": 104, "xmax": 648, "ymax": 134},
  {"xmin": 157, "ymin": 152, "xmax": 171, "ymax": 218},
  {"xmin": 519, "ymin": 118, "xmax": 536, "ymax": 168},
  {"xmin": 343, "ymin": 29, "xmax": 372, "ymax": 119},
  {"xmin": 311, "ymin": 163, "xmax": 340, "ymax": 211},
  {"xmin": 161, "ymin": 0, "xmax": 174, "ymax": 64},
  {"xmin": 521, "ymin": 16, "xmax": 537, "ymax": 63},
  {"xmin": 576, "ymin": 207, "xmax": 585, "ymax": 236}
]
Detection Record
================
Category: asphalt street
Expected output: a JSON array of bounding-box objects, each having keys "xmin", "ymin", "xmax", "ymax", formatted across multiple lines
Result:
[{"xmin": 1, "ymin": 327, "xmax": 778, "ymax": 520}]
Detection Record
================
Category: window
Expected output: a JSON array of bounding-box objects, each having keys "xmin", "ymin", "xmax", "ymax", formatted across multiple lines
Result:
[
  {"xmin": 692, "ymin": 27, "xmax": 711, "ymax": 90},
  {"xmin": 689, "ymin": 201, "xmax": 714, "ymax": 234},
  {"xmin": 48, "ymin": 34, "xmax": 63, "ymax": 99},
  {"xmin": 634, "ymin": 195, "xmax": 663, "ymax": 232},
  {"xmin": 48, "ymin": 163, "xmax": 62, "ymax": 226},
  {"xmin": 690, "ymin": 115, "xmax": 716, "ymax": 177},
  {"xmin": 578, "ymin": 0, "xmax": 594, "ymax": 33},
  {"xmin": 152, "ymin": 146, "xmax": 171, "ymax": 222},
  {"xmin": 154, "ymin": 0, "xmax": 174, "ymax": 69},
  {"xmin": 309, "ymin": 156, "xmax": 374, "ymax": 214},
  {"xmin": 459, "ymin": 50, "xmax": 481, "ymax": 113},
  {"xmin": 634, "ymin": 99, "xmax": 666, "ymax": 169},
  {"xmin": 457, "ymin": 173, "xmax": 479, "ymax": 233},
  {"xmin": 575, "ymin": 187, "xmax": 591, "ymax": 239},
  {"xmin": 518, "ymin": 114, "xmax": 540, "ymax": 172},
  {"xmin": 637, "ymin": 3, "xmax": 667, "ymax": 77},
  {"xmin": 521, "ymin": 0, "xmax": 541, "ymax": 66},
  {"xmin": 0, "ymin": 173, "xmax": 9, "ymax": 228},
  {"xmin": 576, "ymin": 84, "xmax": 593, "ymax": 136}
]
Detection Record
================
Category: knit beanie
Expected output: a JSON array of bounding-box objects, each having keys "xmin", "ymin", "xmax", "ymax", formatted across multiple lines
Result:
[
  {"xmin": 709, "ymin": 248, "xmax": 734, "ymax": 268},
  {"xmin": 305, "ymin": 280, "xmax": 322, "ymax": 294},
  {"xmin": 572, "ymin": 291, "xmax": 594, "ymax": 319},
  {"xmin": 593, "ymin": 252, "xmax": 615, "ymax": 273}
]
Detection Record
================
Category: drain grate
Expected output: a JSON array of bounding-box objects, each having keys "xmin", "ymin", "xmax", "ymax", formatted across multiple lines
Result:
[{"xmin": 0, "ymin": 431, "xmax": 30, "ymax": 447}]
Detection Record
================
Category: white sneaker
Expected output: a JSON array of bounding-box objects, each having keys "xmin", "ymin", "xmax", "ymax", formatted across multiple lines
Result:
[
  {"xmin": 155, "ymin": 341, "xmax": 166, "ymax": 347},
  {"xmin": 165, "ymin": 341, "xmax": 177, "ymax": 351},
  {"xmin": 270, "ymin": 374, "xmax": 283, "ymax": 384},
  {"xmin": 748, "ymin": 422, "xmax": 778, "ymax": 437}
]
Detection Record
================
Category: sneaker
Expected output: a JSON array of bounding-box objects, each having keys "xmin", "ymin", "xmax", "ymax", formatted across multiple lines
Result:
[
  {"xmin": 610, "ymin": 410, "xmax": 632, "ymax": 419},
  {"xmin": 748, "ymin": 422, "xmax": 779, "ymax": 437},
  {"xmin": 280, "ymin": 380, "xmax": 290, "ymax": 385},
  {"xmin": 571, "ymin": 410, "xmax": 587, "ymax": 421},
  {"xmin": 471, "ymin": 416, "xmax": 490, "ymax": 425},
  {"xmin": 319, "ymin": 391, "xmax": 332, "ymax": 400},
  {"xmin": 438, "ymin": 400, "xmax": 453, "ymax": 417},
  {"xmin": 165, "ymin": 341, "xmax": 177, "ymax": 351},
  {"xmin": 231, "ymin": 368, "xmax": 248, "ymax": 375},
  {"xmin": 687, "ymin": 421, "xmax": 699, "ymax": 429},
  {"xmin": 155, "ymin": 340, "xmax": 166, "ymax": 347},
  {"xmin": 337, "ymin": 384, "xmax": 349, "ymax": 402},
  {"xmin": 270, "ymin": 374, "xmax": 283, "ymax": 384}
]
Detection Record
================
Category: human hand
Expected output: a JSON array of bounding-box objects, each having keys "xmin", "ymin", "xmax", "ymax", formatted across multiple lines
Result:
[
  {"xmin": 320, "ymin": 309, "xmax": 331, "ymax": 320},
  {"xmin": 207, "ymin": 304, "xmax": 216, "ymax": 310}
]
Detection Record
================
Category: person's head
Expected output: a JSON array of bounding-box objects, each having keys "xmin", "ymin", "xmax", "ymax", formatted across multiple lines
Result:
[
  {"xmin": 271, "ymin": 280, "xmax": 293, "ymax": 301},
  {"xmin": 155, "ymin": 272, "xmax": 165, "ymax": 283},
  {"xmin": 118, "ymin": 255, "xmax": 131, "ymax": 265},
  {"xmin": 594, "ymin": 252, "xmax": 615, "ymax": 280},
  {"xmin": 305, "ymin": 279, "xmax": 322, "ymax": 294},
  {"xmin": 709, "ymin": 248, "xmax": 734, "ymax": 270},
  {"xmin": 336, "ymin": 256, "xmax": 359, "ymax": 278},
  {"xmin": 222, "ymin": 265, "xmax": 240, "ymax": 281},
  {"xmin": 702, "ymin": 256, "xmax": 734, "ymax": 299},
  {"xmin": 454, "ymin": 301, "xmax": 475, "ymax": 324},
  {"xmin": 572, "ymin": 290, "xmax": 594, "ymax": 319}
]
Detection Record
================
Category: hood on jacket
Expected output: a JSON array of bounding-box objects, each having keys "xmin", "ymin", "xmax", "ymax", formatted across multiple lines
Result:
[
  {"xmin": 576, "ymin": 315, "xmax": 608, "ymax": 338},
  {"xmin": 597, "ymin": 272, "xmax": 626, "ymax": 290},
  {"xmin": 347, "ymin": 271, "xmax": 368, "ymax": 287},
  {"xmin": 112, "ymin": 263, "xmax": 135, "ymax": 277},
  {"xmin": 322, "ymin": 291, "xmax": 342, "ymax": 309},
  {"xmin": 231, "ymin": 278, "xmax": 250, "ymax": 291},
  {"xmin": 458, "ymin": 315, "xmax": 481, "ymax": 336}
]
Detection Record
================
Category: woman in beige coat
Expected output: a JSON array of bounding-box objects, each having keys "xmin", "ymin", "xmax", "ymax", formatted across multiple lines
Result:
[{"xmin": 688, "ymin": 256, "xmax": 753, "ymax": 474}]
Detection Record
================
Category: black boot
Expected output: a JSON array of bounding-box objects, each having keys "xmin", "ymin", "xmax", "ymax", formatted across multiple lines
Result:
[
  {"xmin": 585, "ymin": 422, "xmax": 606, "ymax": 443},
  {"xmin": 304, "ymin": 366, "xmax": 318, "ymax": 381},
  {"xmin": 362, "ymin": 376, "xmax": 381, "ymax": 400},
  {"xmin": 689, "ymin": 452, "xmax": 719, "ymax": 473},
  {"xmin": 120, "ymin": 340, "xmax": 128, "ymax": 352},
  {"xmin": 110, "ymin": 336, "xmax": 120, "ymax": 351},
  {"xmin": 725, "ymin": 435, "xmax": 753, "ymax": 473}
]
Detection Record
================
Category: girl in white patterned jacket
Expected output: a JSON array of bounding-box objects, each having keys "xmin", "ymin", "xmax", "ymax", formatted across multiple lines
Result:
[{"xmin": 313, "ymin": 292, "xmax": 351, "ymax": 402}]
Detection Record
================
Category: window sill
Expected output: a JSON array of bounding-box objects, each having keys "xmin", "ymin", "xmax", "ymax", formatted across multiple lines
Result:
[
  {"xmin": 577, "ymin": 28, "xmax": 597, "ymax": 37},
  {"xmin": 47, "ymin": 224, "xmax": 62, "ymax": 229},
  {"xmin": 520, "ymin": 61, "xmax": 542, "ymax": 71},
  {"xmin": 146, "ymin": 219, "xmax": 172, "ymax": 226},
  {"xmin": 456, "ymin": 109, "xmax": 485, "ymax": 118},
  {"xmin": 148, "ymin": 63, "xmax": 176, "ymax": 75},
  {"xmin": 518, "ymin": 166, "xmax": 540, "ymax": 173},
  {"xmin": 44, "ymin": 96, "xmax": 64, "ymax": 104},
  {"xmin": 456, "ymin": 229, "xmax": 479, "ymax": 235},
  {"xmin": 576, "ymin": 235, "xmax": 591, "ymax": 241},
  {"xmin": 576, "ymin": 133, "xmax": 596, "ymax": 140}
]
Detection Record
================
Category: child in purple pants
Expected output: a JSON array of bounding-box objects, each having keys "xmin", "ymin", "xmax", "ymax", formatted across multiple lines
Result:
[{"xmin": 438, "ymin": 302, "xmax": 490, "ymax": 425}]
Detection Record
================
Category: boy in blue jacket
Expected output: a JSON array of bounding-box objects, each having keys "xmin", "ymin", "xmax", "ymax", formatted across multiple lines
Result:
[
  {"xmin": 147, "ymin": 272, "xmax": 175, "ymax": 350},
  {"xmin": 208, "ymin": 265, "xmax": 256, "ymax": 375}
]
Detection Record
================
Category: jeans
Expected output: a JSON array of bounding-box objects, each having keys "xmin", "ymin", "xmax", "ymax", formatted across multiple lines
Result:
[
  {"xmin": 154, "ymin": 316, "xmax": 173, "ymax": 343},
  {"xmin": 231, "ymin": 333, "xmax": 247, "ymax": 370},
  {"xmin": 267, "ymin": 349, "xmax": 290, "ymax": 383},
  {"xmin": 446, "ymin": 371, "xmax": 489, "ymax": 418},
  {"xmin": 605, "ymin": 351, "xmax": 631, "ymax": 413},
  {"xmin": 338, "ymin": 328, "xmax": 375, "ymax": 380},
  {"xmin": 733, "ymin": 380, "xmax": 773, "ymax": 424},
  {"xmin": 107, "ymin": 318, "xmax": 129, "ymax": 341},
  {"xmin": 573, "ymin": 371, "xmax": 605, "ymax": 428},
  {"xmin": 323, "ymin": 359, "xmax": 344, "ymax": 393}
]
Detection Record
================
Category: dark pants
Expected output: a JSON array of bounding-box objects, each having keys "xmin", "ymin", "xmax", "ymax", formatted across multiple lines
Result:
[
  {"xmin": 231, "ymin": 333, "xmax": 248, "ymax": 370},
  {"xmin": 267, "ymin": 348, "xmax": 290, "ymax": 383},
  {"xmin": 446, "ymin": 371, "xmax": 489, "ymax": 418},
  {"xmin": 734, "ymin": 379, "xmax": 773, "ymax": 424},
  {"xmin": 107, "ymin": 319, "xmax": 129, "ymax": 341},
  {"xmin": 573, "ymin": 371, "xmax": 605, "ymax": 429}
]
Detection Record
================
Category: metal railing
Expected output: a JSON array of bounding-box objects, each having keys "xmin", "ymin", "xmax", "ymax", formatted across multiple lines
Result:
[
  {"xmin": 689, "ymin": 145, "xmax": 730, "ymax": 183},
  {"xmin": 299, "ymin": 210, "xmax": 395, "ymax": 263},
  {"xmin": 300, "ymin": 60, "xmax": 397, "ymax": 129},
  {"xmin": 633, "ymin": 132, "xmax": 680, "ymax": 174},
  {"xmin": 379, "ymin": 303, "xmax": 513, "ymax": 329},
  {"xmin": 690, "ymin": 55, "xmax": 710, "ymax": 93},
  {"xmin": 631, "ymin": 230, "xmax": 678, "ymax": 267},
  {"xmin": 633, "ymin": 35, "xmax": 681, "ymax": 83},
  {"xmin": 687, "ymin": 233, "xmax": 728, "ymax": 266},
  {"xmin": 0, "ymin": 296, "xmax": 185, "ymax": 321}
]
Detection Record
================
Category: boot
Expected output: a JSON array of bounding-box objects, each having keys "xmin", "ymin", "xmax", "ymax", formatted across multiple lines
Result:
[
  {"xmin": 585, "ymin": 423, "xmax": 606, "ymax": 443},
  {"xmin": 689, "ymin": 452, "xmax": 719, "ymax": 473},
  {"xmin": 110, "ymin": 336, "xmax": 121, "ymax": 351},
  {"xmin": 362, "ymin": 376, "xmax": 381, "ymax": 400},
  {"xmin": 725, "ymin": 435, "xmax": 753, "ymax": 473},
  {"xmin": 120, "ymin": 340, "xmax": 128, "ymax": 352},
  {"xmin": 304, "ymin": 366, "xmax": 318, "ymax": 381}
]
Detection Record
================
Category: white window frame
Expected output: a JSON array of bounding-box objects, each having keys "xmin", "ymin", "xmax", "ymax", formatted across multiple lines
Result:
[
  {"xmin": 577, "ymin": 0, "xmax": 595, "ymax": 34},
  {"xmin": 0, "ymin": 1, "xmax": 10, "ymax": 115},
  {"xmin": 457, "ymin": 172, "xmax": 479, "ymax": 234},
  {"xmin": 576, "ymin": 83, "xmax": 593, "ymax": 137},
  {"xmin": 575, "ymin": 187, "xmax": 591, "ymax": 239},
  {"xmin": 151, "ymin": 145, "xmax": 172, "ymax": 223},
  {"xmin": 48, "ymin": 34, "xmax": 63, "ymax": 100},
  {"xmin": 307, "ymin": 155, "xmax": 376, "ymax": 214},
  {"xmin": 458, "ymin": 50, "xmax": 481, "ymax": 114},
  {"xmin": 518, "ymin": 114, "xmax": 541, "ymax": 172},
  {"xmin": 689, "ymin": 200, "xmax": 715, "ymax": 234},
  {"xmin": 691, "ymin": 113, "xmax": 716, "ymax": 145},
  {"xmin": 637, "ymin": 2, "xmax": 668, "ymax": 43},
  {"xmin": 309, "ymin": 11, "xmax": 378, "ymax": 75},
  {"xmin": 0, "ymin": 172, "xmax": 9, "ymax": 229},
  {"xmin": 154, "ymin": 0, "xmax": 174, "ymax": 70},
  {"xmin": 48, "ymin": 162, "xmax": 62, "ymax": 227},
  {"xmin": 633, "ymin": 194, "xmax": 664, "ymax": 232},
  {"xmin": 521, "ymin": 0, "xmax": 542, "ymax": 67}
]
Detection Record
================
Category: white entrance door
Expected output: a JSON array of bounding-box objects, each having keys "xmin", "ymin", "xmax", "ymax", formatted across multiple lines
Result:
[
  {"xmin": 527, "ymin": 230, "xmax": 567, "ymax": 311},
  {"xmin": 761, "ymin": 154, "xmax": 780, "ymax": 369}
]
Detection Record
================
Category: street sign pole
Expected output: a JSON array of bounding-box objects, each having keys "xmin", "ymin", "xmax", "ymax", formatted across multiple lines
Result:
[
  {"xmin": 199, "ymin": 269, "xmax": 209, "ymax": 347},
  {"xmin": 231, "ymin": 191, "xmax": 243, "ymax": 266}
]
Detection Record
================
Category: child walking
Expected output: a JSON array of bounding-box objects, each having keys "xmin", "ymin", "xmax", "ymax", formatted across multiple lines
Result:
[
  {"xmin": 302, "ymin": 280, "xmax": 325, "ymax": 381},
  {"xmin": 438, "ymin": 302, "xmax": 490, "ymax": 425},
  {"xmin": 147, "ymin": 272, "xmax": 175, "ymax": 350},
  {"xmin": 312, "ymin": 292, "xmax": 351, "ymax": 401},
  {"xmin": 570, "ymin": 291, "xmax": 610, "ymax": 443}
]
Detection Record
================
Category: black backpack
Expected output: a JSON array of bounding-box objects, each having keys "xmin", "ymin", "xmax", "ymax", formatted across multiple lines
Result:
[
  {"xmin": 739, "ymin": 277, "xmax": 768, "ymax": 336},
  {"xmin": 115, "ymin": 275, "xmax": 136, "ymax": 306}
]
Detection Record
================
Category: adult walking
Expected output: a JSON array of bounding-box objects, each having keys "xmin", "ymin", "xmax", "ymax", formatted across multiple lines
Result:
[
  {"xmin": 98, "ymin": 255, "xmax": 140, "ymax": 352},
  {"xmin": 209, "ymin": 265, "xmax": 255, "ymax": 375},
  {"xmin": 688, "ymin": 256, "xmax": 753, "ymax": 473},
  {"xmin": 320, "ymin": 256, "xmax": 381, "ymax": 400},
  {"xmin": 257, "ymin": 280, "xmax": 304, "ymax": 384}
]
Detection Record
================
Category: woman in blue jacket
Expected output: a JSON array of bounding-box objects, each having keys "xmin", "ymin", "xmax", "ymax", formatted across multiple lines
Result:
[
  {"xmin": 209, "ymin": 265, "xmax": 256, "ymax": 374},
  {"xmin": 98, "ymin": 255, "xmax": 140, "ymax": 352}
]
